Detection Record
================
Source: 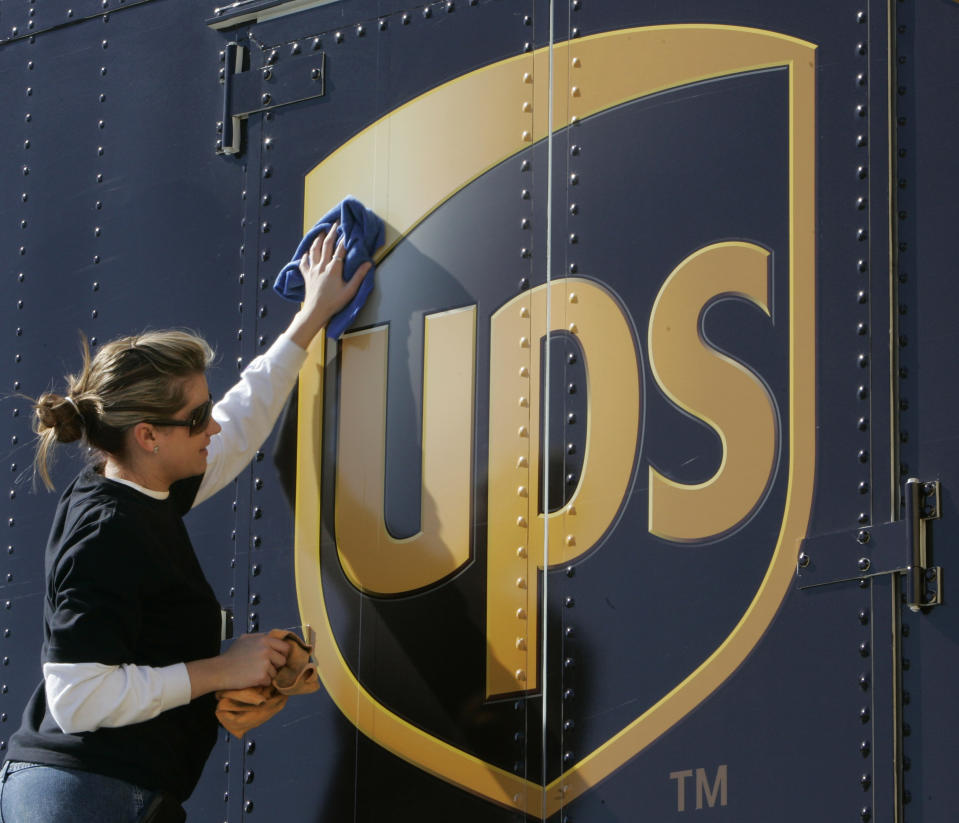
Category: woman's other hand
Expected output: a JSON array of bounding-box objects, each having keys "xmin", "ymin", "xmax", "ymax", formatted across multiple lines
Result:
[
  {"xmin": 287, "ymin": 221, "xmax": 372, "ymax": 349},
  {"xmin": 186, "ymin": 633, "xmax": 291, "ymax": 698}
]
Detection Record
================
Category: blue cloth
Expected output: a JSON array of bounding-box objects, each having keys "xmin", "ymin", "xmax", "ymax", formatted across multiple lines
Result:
[{"xmin": 273, "ymin": 197, "xmax": 385, "ymax": 340}]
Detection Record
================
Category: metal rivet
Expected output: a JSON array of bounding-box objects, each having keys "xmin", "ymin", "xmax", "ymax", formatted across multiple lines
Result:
[
  {"xmin": 516, "ymin": 608, "xmax": 526, "ymax": 619},
  {"xmin": 515, "ymin": 669, "xmax": 526, "ymax": 681},
  {"xmin": 516, "ymin": 577, "xmax": 527, "ymax": 589},
  {"xmin": 517, "ymin": 486, "xmax": 527, "ymax": 497},
  {"xmin": 565, "ymin": 535, "xmax": 575, "ymax": 547},
  {"xmin": 518, "ymin": 426, "xmax": 528, "ymax": 438},
  {"xmin": 516, "ymin": 546, "xmax": 527, "ymax": 558},
  {"xmin": 516, "ymin": 515, "xmax": 527, "ymax": 527},
  {"xmin": 798, "ymin": 552, "xmax": 810, "ymax": 568}
]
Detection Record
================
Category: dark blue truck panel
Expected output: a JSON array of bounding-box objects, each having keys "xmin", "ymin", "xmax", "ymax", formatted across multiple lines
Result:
[{"xmin": 1, "ymin": 1, "xmax": 957, "ymax": 820}]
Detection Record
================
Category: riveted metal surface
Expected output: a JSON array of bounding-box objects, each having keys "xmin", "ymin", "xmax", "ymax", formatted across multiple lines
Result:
[
  {"xmin": 227, "ymin": 1, "xmax": 540, "ymax": 820},
  {"xmin": 0, "ymin": 0, "xmax": 160, "ymax": 46},
  {"xmin": 893, "ymin": 0, "xmax": 959, "ymax": 820},
  {"xmin": 2, "ymin": 0, "xmax": 958, "ymax": 820},
  {"xmin": 0, "ymin": 3, "xmax": 247, "ymax": 819}
]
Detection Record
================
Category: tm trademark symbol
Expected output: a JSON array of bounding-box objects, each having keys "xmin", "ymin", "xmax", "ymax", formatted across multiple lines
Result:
[{"xmin": 669, "ymin": 765, "xmax": 728, "ymax": 811}]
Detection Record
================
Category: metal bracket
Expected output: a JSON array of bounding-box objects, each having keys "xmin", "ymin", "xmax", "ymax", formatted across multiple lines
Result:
[
  {"xmin": 216, "ymin": 41, "xmax": 326, "ymax": 156},
  {"xmin": 796, "ymin": 478, "xmax": 942, "ymax": 612}
]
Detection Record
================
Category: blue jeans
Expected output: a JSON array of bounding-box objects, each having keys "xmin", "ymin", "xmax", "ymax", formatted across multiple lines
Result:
[{"xmin": 0, "ymin": 760, "xmax": 158, "ymax": 823}]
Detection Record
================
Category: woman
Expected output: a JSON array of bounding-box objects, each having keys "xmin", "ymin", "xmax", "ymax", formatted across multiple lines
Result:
[{"xmin": 0, "ymin": 227, "xmax": 366, "ymax": 823}]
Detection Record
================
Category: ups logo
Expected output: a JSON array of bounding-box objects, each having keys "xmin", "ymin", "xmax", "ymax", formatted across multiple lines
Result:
[{"xmin": 292, "ymin": 25, "xmax": 816, "ymax": 814}]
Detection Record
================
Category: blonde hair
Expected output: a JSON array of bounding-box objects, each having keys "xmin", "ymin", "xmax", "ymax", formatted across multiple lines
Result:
[{"xmin": 33, "ymin": 330, "xmax": 214, "ymax": 489}]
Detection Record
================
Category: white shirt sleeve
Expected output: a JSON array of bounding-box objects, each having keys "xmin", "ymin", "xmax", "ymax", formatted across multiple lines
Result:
[
  {"xmin": 193, "ymin": 333, "xmax": 308, "ymax": 508},
  {"xmin": 44, "ymin": 661, "xmax": 192, "ymax": 734}
]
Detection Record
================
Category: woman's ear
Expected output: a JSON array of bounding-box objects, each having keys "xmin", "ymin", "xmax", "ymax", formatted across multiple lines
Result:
[{"xmin": 129, "ymin": 422, "xmax": 159, "ymax": 455}]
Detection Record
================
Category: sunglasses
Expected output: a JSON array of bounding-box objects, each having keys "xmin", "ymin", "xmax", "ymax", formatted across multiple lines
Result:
[{"xmin": 142, "ymin": 395, "xmax": 214, "ymax": 436}]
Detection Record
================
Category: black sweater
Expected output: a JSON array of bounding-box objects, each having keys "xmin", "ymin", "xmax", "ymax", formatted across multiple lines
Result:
[{"xmin": 6, "ymin": 468, "xmax": 221, "ymax": 801}]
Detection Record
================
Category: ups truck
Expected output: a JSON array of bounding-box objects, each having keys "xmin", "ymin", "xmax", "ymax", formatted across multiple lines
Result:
[{"xmin": 1, "ymin": 0, "xmax": 957, "ymax": 820}]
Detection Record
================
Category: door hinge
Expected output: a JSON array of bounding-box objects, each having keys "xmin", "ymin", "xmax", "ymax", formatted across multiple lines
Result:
[
  {"xmin": 796, "ymin": 478, "xmax": 942, "ymax": 612},
  {"xmin": 216, "ymin": 41, "xmax": 326, "ymax": 157}
]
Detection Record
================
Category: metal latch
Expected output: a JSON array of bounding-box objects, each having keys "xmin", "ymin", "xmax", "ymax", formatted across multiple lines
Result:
[
  {"xmin": 216, "ymin": 41, "xmax": 326, "ymax": 156},
  {"xmin": 796, "ymin": 478, "xmax": 942, "ymax": 612}
]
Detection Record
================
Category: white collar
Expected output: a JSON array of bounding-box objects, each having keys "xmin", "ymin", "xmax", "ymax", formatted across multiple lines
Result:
[{"xmin": 108, "ymin": 476, "xmax": 170, "ymax": 501}]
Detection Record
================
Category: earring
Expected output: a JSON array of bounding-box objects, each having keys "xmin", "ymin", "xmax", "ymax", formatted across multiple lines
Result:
[{"xmin": 153, "ymin": 445, "xmax": 160, "ymax": 454}]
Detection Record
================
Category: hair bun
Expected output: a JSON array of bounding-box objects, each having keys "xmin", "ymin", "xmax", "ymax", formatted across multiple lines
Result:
[{"xmin": 35, "ymin": 393, "xmax": 85, "ymax": 444}]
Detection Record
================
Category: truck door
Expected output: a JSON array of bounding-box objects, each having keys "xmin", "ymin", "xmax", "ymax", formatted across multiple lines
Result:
[{"xmin": 207, "ymin": 0, "xmax": 959, "ymax": 820}]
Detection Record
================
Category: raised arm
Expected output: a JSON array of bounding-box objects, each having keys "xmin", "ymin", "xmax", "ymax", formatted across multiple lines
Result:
[{"xmin": 194, "ymin": 223, "xmax": 371, "ymax": 506}]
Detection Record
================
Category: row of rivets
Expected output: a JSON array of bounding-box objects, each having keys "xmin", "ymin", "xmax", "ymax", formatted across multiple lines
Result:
[
  {"xmin": 894, "ymin": 0, "xmax": 913, "ymax": 491},
  {"xmin": 230, "ymin": 0, "xmax": 487, "ymax": 81},
  {"xmin": 562, "ymin": 22, "xmax": 584, "ymax": 777},
  {"xmin": 853, "ymin": 8, "xmax": 871, "ymax": 527},
  {"xmin": 894, "ymin": 6, "xmax": 915, "ymax": 817},
  {"xmin": 854, "ymin": 0, "xmax": 873, "ymax": 759},
  {"xmin": 513, "ymin": 15, "xmax": 534, "ymax": 695},
  {"xmin": 509, "ymin": 19, "xmax": 535, "ymax": 777}
]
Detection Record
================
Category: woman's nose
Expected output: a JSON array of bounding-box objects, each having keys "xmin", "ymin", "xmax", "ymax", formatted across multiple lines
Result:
[{"xmin": 207, "ymin": 416, "xmax": 222, "ymax": 436}]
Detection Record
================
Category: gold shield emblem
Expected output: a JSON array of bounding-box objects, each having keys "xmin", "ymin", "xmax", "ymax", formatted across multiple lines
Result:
[{"xmin": 293, "ymin": 25, "xmax": 815, "ymax": 815}]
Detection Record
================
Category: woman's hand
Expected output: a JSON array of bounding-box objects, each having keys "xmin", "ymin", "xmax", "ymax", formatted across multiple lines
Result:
[
  {"xmin": 186, "ymin": 633, "xmax": 291, "ymax": 698},
  {"xmin": 287, "ymin": 221, "xmax": 372, "ymax": 349}
]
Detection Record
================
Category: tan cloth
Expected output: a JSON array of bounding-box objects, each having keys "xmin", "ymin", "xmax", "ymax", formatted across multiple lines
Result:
[{"xmin": 215, "ymin": 629, "xmax": 320, "ymax": 738}]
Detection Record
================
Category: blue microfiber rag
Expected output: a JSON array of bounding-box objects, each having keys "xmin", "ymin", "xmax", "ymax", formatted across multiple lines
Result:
[{"xmin": 273, "ymin": 197, "xmax": 385, "ymax": 340}]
